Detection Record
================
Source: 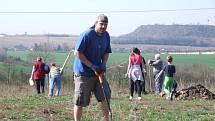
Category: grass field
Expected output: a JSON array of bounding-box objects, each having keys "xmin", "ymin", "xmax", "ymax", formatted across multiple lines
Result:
[
  {"xmin": 0, "ymin": 85, "xmax": 215, "ymax": 121},
  {"xmin": 1, "ymin": 51, "xmax": 215, "ymax": 120},
  {"xmin": 6, "ymin": 51, "xmax": 215, "ymax": 68}
]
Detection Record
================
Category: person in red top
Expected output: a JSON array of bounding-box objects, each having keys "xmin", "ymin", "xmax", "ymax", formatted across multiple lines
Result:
[
  {"xmin": 30, "ymin": 57, "xmax": 46, "ymax": 94},
  {"xmin": 126, "ymin": 48, "xmax": 145, "ymax": 100}
]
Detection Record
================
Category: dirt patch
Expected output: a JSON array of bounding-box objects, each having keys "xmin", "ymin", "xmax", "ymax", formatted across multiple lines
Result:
[{"xmin": 174, "ymin": 84, "xmax": 215, "ymax": 100}]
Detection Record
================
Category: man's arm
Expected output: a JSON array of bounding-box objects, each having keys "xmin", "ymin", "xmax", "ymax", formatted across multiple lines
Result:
[
  {"xmin": 126, "ymin": 57, "xmax": 131, "ymax": 74},
  {"xmin": 30, "ymin": 66, "xmax": 35, "ymax": 79},
  {"xmin": 102, "ymin": 53, "xmax": 109, "ymax": 64},
  {"xmin": 142, "ymin": 57, "xmax": 147, "ymax": 73},
  {"xmin": 151, "ymin": 60, "xmax": 160, "ymax": 66},
  {"xmin": 155, "ymin": 69, "xmax": 164, "ymax": 81},
  {"xmin": 74, "ymin": 51, "xmax": 92, "ymax": 68},
  {"xmin": 144, "ymin": 63, "xmax": 147, "ymax": 74}
]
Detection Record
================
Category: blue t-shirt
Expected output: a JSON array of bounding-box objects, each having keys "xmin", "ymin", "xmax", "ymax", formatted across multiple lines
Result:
[
  {"xmin": 163, "ymin": 64, "xmax": 176, "ymax": 77},
  {"xmin": 73, "ymin": 28, "xmax": 112, "ymax": 77}
]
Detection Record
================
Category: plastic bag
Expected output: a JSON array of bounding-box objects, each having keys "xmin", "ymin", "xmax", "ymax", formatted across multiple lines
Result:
[{"xmin": 29, "ymin": 78, "xmax": 34, "ymax": 86}]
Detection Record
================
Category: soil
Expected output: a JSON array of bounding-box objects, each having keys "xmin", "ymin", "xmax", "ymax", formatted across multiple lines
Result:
[{"xmin": 174, "ymin": 84, "xmax": 215, "ymax": 100}]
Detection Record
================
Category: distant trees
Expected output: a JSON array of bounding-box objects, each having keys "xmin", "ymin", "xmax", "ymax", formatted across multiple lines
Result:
[
  {"xmin": 27, "ymin": 41, "xmax": 71, "ymax": 63},
  {"xmin": 0, "ymin": 49, "xmax": 22, "ymax": 63},
  {"xmin": 0, "ymin": 50, "xmax": 30, "ymax": 84},
  {"xmin": 56, "ymin": 43, "xmax": 70, "ymax": 52},
  {"xmin": 27, "ymin": 42, "xmax": 55, "ymax": 63}
]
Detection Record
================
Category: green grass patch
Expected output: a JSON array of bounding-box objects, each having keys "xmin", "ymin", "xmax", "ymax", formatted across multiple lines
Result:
[{"xmin": 6, "ymin": 51, "xmax": 215, "ymax": 68}]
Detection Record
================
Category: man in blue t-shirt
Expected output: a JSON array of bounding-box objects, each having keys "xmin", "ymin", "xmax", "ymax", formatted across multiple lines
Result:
[{"xmin": 73, "ymin": 14, "xmax": 112, "ymax": 121}]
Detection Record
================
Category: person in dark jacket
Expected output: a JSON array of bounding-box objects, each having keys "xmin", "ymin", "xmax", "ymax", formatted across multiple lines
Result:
[{"xmin": 137, "ymin": 49, "xmax": 147, "ymax": 94}]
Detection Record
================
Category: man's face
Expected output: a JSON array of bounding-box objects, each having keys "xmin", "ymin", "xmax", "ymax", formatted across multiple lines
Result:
[{"xmin": 95, "ymin": 21, "xmax": 108, "ymax": 35}]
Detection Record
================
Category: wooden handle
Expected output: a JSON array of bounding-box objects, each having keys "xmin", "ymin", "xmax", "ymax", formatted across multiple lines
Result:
[
  {"xmin": 61, "ymin": 51, "xmax": 72, "ymax": 74},
  {"xmin": 98, "ymin": 75, "xmax": 103, "ymax": 83},
  {"xmin": 96, "ymin": 73, "xmax": 104, "ymax": 84}
]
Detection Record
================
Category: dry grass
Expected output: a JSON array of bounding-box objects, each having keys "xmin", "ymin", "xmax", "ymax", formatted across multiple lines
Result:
[
  {"xmin": 0, "ymin": 84, "xmax": 35, "ymax": 98},
  {"xmin": 0, "ymin": 83, "xmax": 74, "ymax": 98},
  {"xmin": 0, "ymin": 83, "xmax": 215, "ymax": 121}
]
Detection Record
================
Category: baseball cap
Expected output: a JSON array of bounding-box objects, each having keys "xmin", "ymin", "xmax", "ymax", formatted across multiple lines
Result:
[{"xmin": 97, "ymin": 14, "xmax": 108, "ymax": 23}]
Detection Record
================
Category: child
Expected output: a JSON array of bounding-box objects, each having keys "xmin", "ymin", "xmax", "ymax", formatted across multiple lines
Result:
[
  {"xmin": 48, "ymin": 63, "xmax": 62, "ymax": 97},
  {"xmin": 156, "ymin": 55, "xmax": 176, "ymax": 100}
]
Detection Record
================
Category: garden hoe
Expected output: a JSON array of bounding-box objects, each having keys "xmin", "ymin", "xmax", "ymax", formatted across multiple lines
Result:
[
  {"xmin": 60, "ymin": 50, "xmax": 73, "ymax": 75},
  {"xmin": 97, "ymin": 74, "xmax": 112, "ymax": 121}
]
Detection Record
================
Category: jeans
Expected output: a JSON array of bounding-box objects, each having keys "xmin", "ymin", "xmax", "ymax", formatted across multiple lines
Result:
[
  {"xmin": 154, "ymin": 73, "xmax": 163, "ymax": 94},
  {"xmin": 49, "ymin": 75, "xmax": 61, "ymax": 96}
]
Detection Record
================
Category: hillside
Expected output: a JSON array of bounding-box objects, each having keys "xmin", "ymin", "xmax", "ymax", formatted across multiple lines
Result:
[
  {"xmin": 112, "ymin": 24, "xmax": 215, "ymax": 47},
  {"xmin": 1, "ymin": 25, "xmax": 215, "ymax": 52},
  {"xmin": 0, "ymin": 35, "xmax": 78, "ymax": 51}
]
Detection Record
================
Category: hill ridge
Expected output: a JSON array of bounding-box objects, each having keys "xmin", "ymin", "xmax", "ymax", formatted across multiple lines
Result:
[{"xmin": 112, "ymin": 24, "xmax": 215, "ymax": 46}]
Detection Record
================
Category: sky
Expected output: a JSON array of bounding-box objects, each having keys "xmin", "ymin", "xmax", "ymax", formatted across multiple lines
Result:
[{"xmin": 0, "ymin": 0, "xmax": 215, "ymax": 36}]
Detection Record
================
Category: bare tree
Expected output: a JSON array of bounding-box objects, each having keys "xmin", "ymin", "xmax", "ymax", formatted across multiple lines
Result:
[{"xmin": 27, "ymin": 42, "xmax": 55, "ymax": 63}]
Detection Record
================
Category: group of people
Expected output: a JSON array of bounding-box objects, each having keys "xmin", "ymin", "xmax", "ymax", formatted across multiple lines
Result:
[
  {"xmin": 30, "ymin": 14, "xmax": 176, "ymax": 121},
  {"xmin": 30, "ymin": 57, "xmax": 62, "ymax": 97},
  {"xmin": 126, "ymin": 48, "xmax": 176, "ymax": 100}
]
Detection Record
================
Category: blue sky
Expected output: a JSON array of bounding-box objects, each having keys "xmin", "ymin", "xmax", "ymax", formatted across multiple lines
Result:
[{"xmin": 0, "ymin": 0, "xmax": 214, "ymax": 36}]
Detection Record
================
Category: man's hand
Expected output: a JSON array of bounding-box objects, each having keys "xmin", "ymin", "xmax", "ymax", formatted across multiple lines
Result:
[
  {"xmin": 90, "ymin": 64, "xmax": 102, "ymax": 75},
  {"xmin": 147, "ymin": 60, "xmax": 152, "ymax": 65},
  {"xmin": 60, "ymin": 67, "xmax": 64, "ymax": 75},
  {"xmin": 144, "ymin": 71, "xmax": 147, "ymax": 76},
  {"xmin": 101, "ymin": 63, "xmax": 106, "ymax": 72},
  {"xmin": 124, "ymin": 73, "xmax": 128, "ymax": 78}
]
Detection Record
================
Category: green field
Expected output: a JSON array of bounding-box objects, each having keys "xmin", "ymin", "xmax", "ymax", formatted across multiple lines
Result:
[
  {"xmin": 6, "ymin": 51, "xmax": 215, "ymax": 67},
  {"xmin": 1, "ymin": 51, "xmax": 215, "ymax": 120}
]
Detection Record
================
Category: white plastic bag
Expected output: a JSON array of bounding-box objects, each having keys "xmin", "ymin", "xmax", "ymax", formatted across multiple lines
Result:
[{"xmin": 29, "ymin": 78, "xmax": 34, "ymax": 86}]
